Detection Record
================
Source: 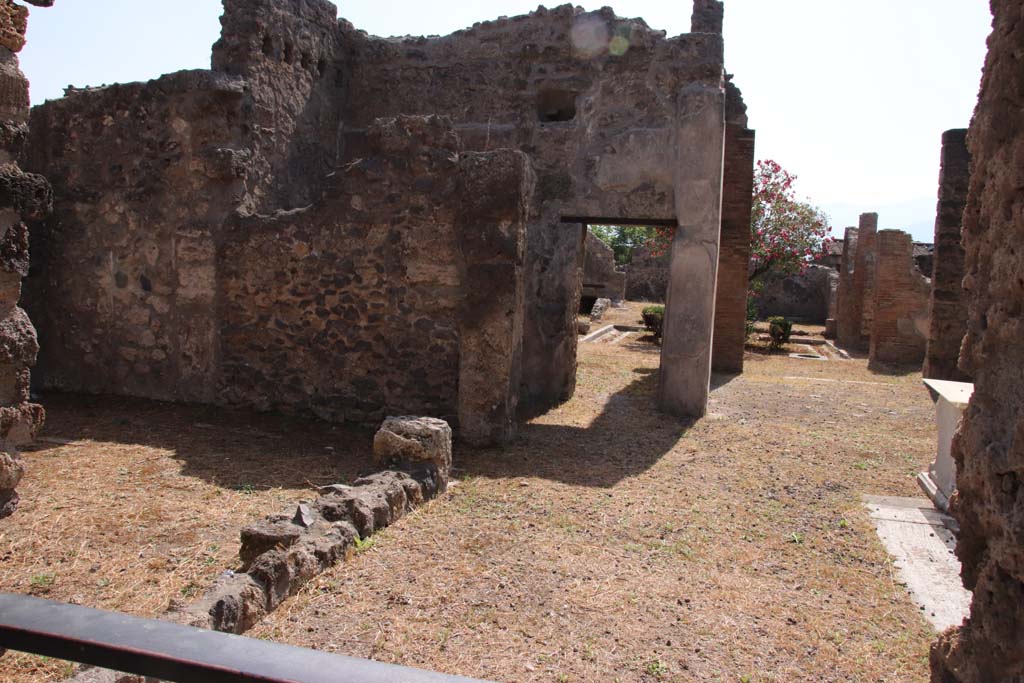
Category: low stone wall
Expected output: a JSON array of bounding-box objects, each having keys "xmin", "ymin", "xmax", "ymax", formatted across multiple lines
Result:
[
  {"xmin": 931, "ymin": 1, "xmax": 1024, "ymax": 679},
  {"xmin": 869, "ymin": 230, "xmax": 930, "ymax": 366},
  {"xmin": 923, "ymin": 129, "xmax": 971, "ymax": 382}
]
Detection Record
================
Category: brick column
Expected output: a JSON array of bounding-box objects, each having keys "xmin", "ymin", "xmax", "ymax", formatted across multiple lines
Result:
[
  {"xmin": 869, "ymin": 230, "xmax": 930, "ymax": 366},
  {"xmin": 923, "ymin": 129, "xmax": 971, "ymax": 381},
  {"xmin": 853, "ymin": 212, "xmax": 878, "ymax": 350},
  {"xmin": 834, "ymin": 227, "xmax": 859, "ymax": 347},
  {"xmin": 711, "ymin": 123, "xmax": 755, "ymax": 374}
]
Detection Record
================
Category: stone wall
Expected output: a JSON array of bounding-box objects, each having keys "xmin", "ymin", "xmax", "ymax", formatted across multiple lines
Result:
[
  {"xmin": 581, "ymin": 230, "xmax": 625, "ymax": 304},
  {"xmin": 754, "ymin": 264, "xmax": 836, "ymax": 323},
  {"xmin": 25, "ymin": 0, "xmax": 741, "ymax": 439},
  {"xmin": 849, "ymin": 212, "xmax": 879, "ymax": 350},
  {"xmin": 0, "ymin": 0, "xmax": 49, "ymax": 518},
  {"xmin": 624, "ymin": 246, "xmax": 668, "ymax": 301},
  {"xmin": 931, "ymin": 1, "xmax": 1024, "ymax": 679},
  {"xmin": 335, "ymin": 4, "xmax": 728, "ymax": 416},
  {"xmin": 868, "ymin": 230, "xmax": 930, "ymax": 366},
  {"xmin": 923, "ymin": 128, "xmax": 971, "ymax": 382}
]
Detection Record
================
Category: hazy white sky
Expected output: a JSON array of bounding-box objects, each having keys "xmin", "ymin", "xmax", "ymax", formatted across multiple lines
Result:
[{"xmin": 21, "ymin": 0, "xmax": 992, "ymax": 241}]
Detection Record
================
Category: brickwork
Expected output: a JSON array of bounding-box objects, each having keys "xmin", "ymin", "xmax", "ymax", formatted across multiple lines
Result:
[
  {"xmin": 835, "ymin": 227, "xmax": 859, "ymax": 348},
  {"xmin": 923, "ymin": 129, "xmax": 971, "ymax": 381},
  {"xmin": 869, "ymin": 230, "xmax": 930, "ymax": 366},
  {"xmin": 853, "ymin": 212, "xmax": 879, "ymax": 349},
  {"xmin": 712, "ymin": 122, "xmax": 755, "ymax": 374}
]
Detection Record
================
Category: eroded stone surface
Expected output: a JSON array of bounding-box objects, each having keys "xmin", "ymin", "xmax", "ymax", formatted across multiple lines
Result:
[{"xmin": 931, "ymin": 1, "xmax": 1024, "ymax": 680}]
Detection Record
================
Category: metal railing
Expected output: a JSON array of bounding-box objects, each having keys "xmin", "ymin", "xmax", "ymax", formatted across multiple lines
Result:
[{"xmin": 0, "ymin": 593, "xmax": 492, "ymax": 683}]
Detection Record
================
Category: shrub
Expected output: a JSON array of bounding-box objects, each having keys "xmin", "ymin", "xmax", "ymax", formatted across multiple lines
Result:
[
  {"xmin": 767, "ymin": 316, "xmax": 792, "ymax": 349},
  {"xmin": 642, "ymin": 305, "xmax": 665, "ymax": 340},
  {"xmin": 745, "ymin": 296, "xmax": 758, "ymax": 339}
]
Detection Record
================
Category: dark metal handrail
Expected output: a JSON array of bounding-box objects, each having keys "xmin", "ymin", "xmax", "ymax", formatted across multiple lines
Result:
[{"xmin": 0, "ymin": 593, "xmax": 492, "ymax": 683}]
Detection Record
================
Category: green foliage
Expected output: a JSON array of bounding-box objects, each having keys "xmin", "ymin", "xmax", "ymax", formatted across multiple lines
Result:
[
  {"xmin": 745, "ymin": 296, "xmax": 758, "ymax": 338},
  {"xmin": 589, "ymin": 224, "xmax": 656, "ymax": 265},
  {"xmin": 641, "ymin": 305, "xmax": 665, "ymax": 340},
  {"xmin": 767, "ymin": 316, "xmax": 792, "ymax": 349}
]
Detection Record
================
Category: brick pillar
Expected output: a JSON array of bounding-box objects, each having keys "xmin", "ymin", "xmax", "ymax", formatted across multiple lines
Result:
[
  {"xmin": 834, "ymin": 227, "xmax": 859, "ymax": 348},
  {"xmin": 712, "ymin": 123, "xmax": 755, "ymax": 374},
  {"xmin": 923, "ymin": 129, "xmax": 971, "ymax": 381},
  {"xmin": 869, "ymin": 230, "xmax": 930, "ymax": 366},
  {"xmin": 853, "ymin": 212, "xmax": 878, "ymax": 349}
]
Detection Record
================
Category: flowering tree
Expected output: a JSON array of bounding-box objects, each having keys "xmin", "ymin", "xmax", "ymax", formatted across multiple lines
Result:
[
  {"xmin": 644, "ymin": 159, "xmax": 832, "ymax": 285},
  {"xmin": 748, "ymin": 159, "xmax": 832, "ymax": 284}
]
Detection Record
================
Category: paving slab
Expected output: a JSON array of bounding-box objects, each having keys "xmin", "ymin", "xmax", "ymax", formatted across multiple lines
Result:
[{"xmin": 863, "ymin": 494, "xmax": 971, "ymax": 632}]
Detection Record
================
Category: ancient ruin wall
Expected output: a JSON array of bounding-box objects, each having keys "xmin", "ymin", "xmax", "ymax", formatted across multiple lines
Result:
[
  {"xmin": 931, "ymin": 1, "xmax": 1024, "ymax": 679},
  {"xmin": 923, "ymin": 128, "xmax": 971, "ymax": 382},
  {"xmin": 868, "ymin": 230, "xmax": 930, "ymax": 366},
  {"xmin": 211, "ymin": 0, "xmax": 344, "ymax": 212},
  {"xmin": 26, "ymin": 72, "xmax": 250, "ymax": 403},
  {"xmin": 623, "ymin": 246, "xmax": 668, "ymax": 302},
  {"xmin": 0, "ymin": 0, "xmax": 49, "ymax": 518},
  {"xmin": 219, "ymin": 116, "xmax": 531, "ymax": 443},
  {"xmin": 336, "ymin": 6, "xmax": 726, "ymax": 414},
  {"xmin": 835, "ymin": 226, "xmax": 859, "ymax": 347}
]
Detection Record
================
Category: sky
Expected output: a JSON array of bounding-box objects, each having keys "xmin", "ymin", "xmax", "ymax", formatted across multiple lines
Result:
[{"xmin": 21, "ymin": 1, "xmax": 992, "ymax": 242}]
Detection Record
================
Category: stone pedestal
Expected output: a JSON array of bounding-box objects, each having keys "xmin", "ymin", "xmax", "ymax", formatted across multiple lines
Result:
[{"xmin": 917, "ymin": 378, "xmax": 973, "ymax": 511}]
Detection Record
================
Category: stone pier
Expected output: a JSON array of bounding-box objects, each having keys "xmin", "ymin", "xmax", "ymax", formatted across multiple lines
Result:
[
  {"xmin": 852, "ymin": 212, "xmax": 879, "ymax": 350},
  {"xmin": 923, "ymin": 129, "xmax": 971, "ymax": 382},
  {"xmin": 657, "ymin": 83, "xmax": 726, "ymax": 418}
]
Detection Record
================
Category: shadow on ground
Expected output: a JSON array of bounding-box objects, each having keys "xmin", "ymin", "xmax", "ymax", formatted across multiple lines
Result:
[
  {"xmin": 459, "ymin": 364, "xmax": 736, "ymax": 488},
  {"xmin": 32, "ymin": 392, "xmax": 376, "ymax": 492}
]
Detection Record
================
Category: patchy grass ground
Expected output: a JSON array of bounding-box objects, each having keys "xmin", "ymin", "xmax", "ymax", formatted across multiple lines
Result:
[
  {"xmin": 0, "ymin": 395, "xmax": 374, "ymax": 683},
  {"xmin": 246, "ymin": 335, "xmax": 939, "ymax": 682}
]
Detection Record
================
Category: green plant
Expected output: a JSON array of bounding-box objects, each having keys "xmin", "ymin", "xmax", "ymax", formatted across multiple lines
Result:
[
  {"xmin": 645, "ymin": 658, "xmax": 669, "ymax": 679},
  {"xmin": 745, "ymin": 295, "xmax": 758, "ymax": 338},
  {"xmin": 642, "ymin": 305, "xmax": 665, "ymax": 341},
  {"xmin": 767, "ymin": 316, "xmax": 792, "ymax": 349},
  {"xmin": 30, "ymin": 573, "xmax": 55, "ymax": 592},
  {"xmin": 353, "ymin": 535, "xmax": 376, "ymax": 554}
]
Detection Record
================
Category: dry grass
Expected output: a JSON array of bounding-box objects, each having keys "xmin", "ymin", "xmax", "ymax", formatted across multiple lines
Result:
[
  {"xmin": 244, "ymin": 334, "xmax": 939, "ymax": 682},
  {"xmin": 0, "ymin": 395, "xmax": 374, "ymax": 683},
  {"xmin": 1, "ymin": 325, "xmax": 940, "ymax": 682}
]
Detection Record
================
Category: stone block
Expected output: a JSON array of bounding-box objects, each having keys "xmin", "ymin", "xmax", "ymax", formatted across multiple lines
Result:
[
  {"xmin": 0, "ymin": 447, "xmax": 22, "ymax": 489},
  {"xmin": 372, "ymin": 416, "xmax": 452, "ymax": 480}
]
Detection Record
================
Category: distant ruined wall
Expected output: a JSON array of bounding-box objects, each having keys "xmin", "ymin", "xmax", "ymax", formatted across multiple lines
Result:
[
  {"xmin": 931, "ymin": 1, "xmax": 1024, "ymax": 680},
  {"xmin": 624, "ymin": 245, "xmax": 668, "ymax": 302},
  {"xmin": 755, "ymin": 264, "xmax": 835, "ymax": 323},
  {"xmin": 0, "ymin": 0, "xmax": 50, "ymax": 519},
  {"xmin": 923, "ymin": 128, "xmax": 971, "ymax": 382},
  {"xmin": 868, "ymin": 230, "xmax": 930, "ymax": 366},
  {"xmin": 581, "ymin": 230, "xmax": 625, "ymax": 303}
]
